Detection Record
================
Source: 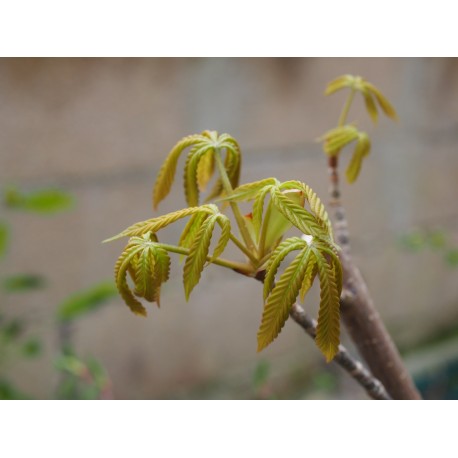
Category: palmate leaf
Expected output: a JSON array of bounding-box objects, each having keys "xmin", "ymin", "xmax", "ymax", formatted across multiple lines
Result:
[
  {"xmin": 324, "ymin": 74, "xmax": 398, "ymax": 123},
  {"xmin": 114, "ymin": 234, "xmax": 172, "ymax": 315},
  {"xmin": 313, "ymin": 249, "xmax": 341, "ymax": 362},
  {"xmin": 153, "ymin": 131, "xmax": 242, "ymax": 209},
  {"xmin": 257, "ymin": 245, "xmax": 312, "ymax": 352}
]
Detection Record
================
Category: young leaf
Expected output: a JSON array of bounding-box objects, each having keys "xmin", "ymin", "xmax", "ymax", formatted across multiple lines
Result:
[
  {"xmin": 103, "ymin": 205, "xmax": 217, "ymax": 242},
  {"xmin": 221, "ymin": 178, "xmax": 278, "ymax": 202},
  {"xmin": 115, "ymin": 245, "xmax": 148, "ymax": 316},
  {"xmin": 58, "ymin": 282, "xmax": 118, "ymax": 321},
  {"xmin": 184, "ymin": 144, "xmax": 213, "ymax": 206},
  {"xmin": 346, "ymin": 132, "xmax": 371, "ymax": 183},
  {"xmin": 197, "ymin": 149, "xmax": 215, "ymax": 191},
  {"xmin": 299, "ymin": 254, "xmax": 317, "ymax": 301},
  {"xmin": 363, "ymin": 91, "xmax": 378, "ymax": 123},
  {"xmin": 324, "ymin": 74, "xmax": 353, "ymax": 95},
  {"xmin": 257, "ymin": 246, "xmax": 312, "ymax": 352},
  {"xmin": 270, "ymin": 187, "xmax": 324, "ymax": 238},
  {"xmin": 153, "ymin": 134, "xmax": 205, "ymax": 209},
  {"xmin": 314, "ymin": 251, "xmax": 341, "ymax": 362},
  {"xmin": 263, "ymin": 237, "xmax": 306, "ymax": 300},
  {"xmin": 183, "ymin": 215, "xmax": 218, "ymax": 300},
  {"xmin": 364, "ymin": 82, "xmax": 398, "ymax": 120},
  {"xmin": 211, "ymin": 214, "xmax": 231, "ymax": 260},
  {"xmin": 321, "ymin": 125, "xmax": 359, "ymax": 156}
]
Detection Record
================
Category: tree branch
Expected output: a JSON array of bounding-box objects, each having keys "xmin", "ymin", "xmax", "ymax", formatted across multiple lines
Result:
[
  {"xmin": 328, "ymin": 156, "xmax": 421, "ymax": 400},
  {"xmin": 289, "ymin": 303, "xmax": 391, "ymax": 400},
  {"xmin": 251, "ymin": 269, "xmax": 391, "ymax": 400}
]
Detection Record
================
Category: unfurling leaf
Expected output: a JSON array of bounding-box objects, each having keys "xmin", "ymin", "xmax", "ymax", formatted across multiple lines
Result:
[
  {"xmin": 321, "ymin": 125, "xmax": 360, "ymax": 156},
  {"xmin": 152, "ymin": 131, "xmax": 242, "ymax": 209},
  {"xmin": 325, "ymin": 74, "xmax": 397, "ymax": 122},
  {"xmin": 257, "ymin": 245, "xmax": 312, "ymax": 352},
  {"xmin": 114, "ymin": 233, "xmax": 172, "ymax": 315}
]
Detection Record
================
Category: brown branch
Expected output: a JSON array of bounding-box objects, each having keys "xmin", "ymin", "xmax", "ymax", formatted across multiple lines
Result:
[
  {"xmin": 289, "ymin": 303, "xmax": 391, "ymax": 400},
  {"xmin": 328, "ymin": 156, "xmax": 421, "ymax": 400},
  {"xmin": 251, "ymin": 269, "xmax": 391, "ymax": 400}
]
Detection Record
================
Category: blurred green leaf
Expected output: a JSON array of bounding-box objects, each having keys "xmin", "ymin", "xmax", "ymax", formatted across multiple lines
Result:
[
  {"xmin": 0, "ymin": 222, "xmax": 8, "ymax": 259},
  {"xmin": 4, "ymin": 186, "xmax": 74, "ymax": 214},
  {"xmin": 0, "ymin": 379, "xmax": 30, "ymax": 400},
  {"xmin": 445, "ymin": 249, "xmax": 458, "ymax": 268},
  {"xmin": 311, "ymin": 371, "xmax": 338, "ymax": 392},
  {"xmin": 2, "ymin": 319, "xmax": 24, "ymax": 340},
  {"xmin": 55, "ymin": 354, "xmax": 87, "ymax": 377},
  {"xmin": 427, "ymin": 230, "xmax": 447, "ymax": 250},
  {"xmin": 22, "ymin": 339, "xmax": 42, "ymax": 358},
  {"xmin": 398, "ymin": 230, "xmax": 426, "ymax": 252},
  {"xmin": 57, "ymin": 282, "xmax": 118, "ymax": 321},
  {"xmin": 253, "ymin": 360, "xmax": 270, "ymax": 389},
  {"xmin": 2, "ymin": 274, "xmax": 46, "ymax": 292}
]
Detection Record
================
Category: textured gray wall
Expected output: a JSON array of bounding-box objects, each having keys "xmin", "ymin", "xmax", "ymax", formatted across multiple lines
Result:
[{"xmin": 1, "ymin": 58, "xmax": 457, "ymax": 398}]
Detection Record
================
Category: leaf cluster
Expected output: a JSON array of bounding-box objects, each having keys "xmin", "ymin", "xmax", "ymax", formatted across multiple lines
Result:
[{"xmin": 321, "ymin": 74, "xmax": 397, "ymax": 183}]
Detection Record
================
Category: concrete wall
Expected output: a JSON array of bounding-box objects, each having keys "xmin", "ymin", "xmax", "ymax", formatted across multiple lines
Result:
[{"xmin": 1, "ymin": 58, "xmax": 458, "ymax": 398}]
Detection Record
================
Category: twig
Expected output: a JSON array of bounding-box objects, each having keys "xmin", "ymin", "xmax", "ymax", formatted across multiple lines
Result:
[
  {"xmin": 328, "ymin": 156, "xmax": 421, "ymax": 400},
  {"xmin": 289, "ymin": 303, "xmax": 391, "ymax": 400}
]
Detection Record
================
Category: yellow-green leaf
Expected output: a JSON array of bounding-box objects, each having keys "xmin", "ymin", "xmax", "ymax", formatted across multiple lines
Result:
[
  {"xmin": 346, "ymin": 132, "xmax": 371, "ymax": 183},
  {"xmin": 363, "ymin": 90, "xmax": 378, "ymax": 123},
  {"xmin": 314, "ymin": 251, "xmax": 340, "ymax": 362},
  {"xmin": 196, "ymin": 149, "xmax": 215, "ymax": 192},
  {"xmin": 270, "ymin": 188, "xmax": 324, "ymax": 238},
  {"xmin": 183, "ymin": 215, "xmax": 218, "ymax": 300},
  {"xmin": 103, "ymin": 205, "xmax": 217, "ymax": 242},
  {"xmin": 299, "ymin": 254, "xmax": 317, "ymax": 301},
  {"xmin": 153, "ymin": 134, "xmax": 205, "ymax": 209},
  {"xmin": 321, "ymin": 125, "xmax": 359, "ymax": 156},
  {"xmin": 115, "ymin": 245, "xmax": 147, "ymax": 316},
  {"xmin": 364, "ymin": 82, "xmax": 398, "ymax": 120},
  {"xmin": 324, "ymin": 74, "xmax": 353, "ymax": 95},
  {"xmin": 263, "ymin": 237, "xmax": 306, "ymax": 301},
  {"xmin": 257, "ymin": 246, "xmax": 312, "ymax": 352}
]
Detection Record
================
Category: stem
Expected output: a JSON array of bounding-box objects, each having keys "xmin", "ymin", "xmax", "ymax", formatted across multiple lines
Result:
[
  {"xmin": 213, "ymin": 148, "xmax": 257, "ymax": 257},
  {"xmin": 324, "ymin": 92, "xmax": 422, "ymax": 399},
  {"xmin": 289, "ymin": 303, "xmax": 391, "ymax": 400},
  {"xmin": 159, "ymin": 243, "xmax": 253, "ymax": 275},
  {"xmin": 258, "ymin": 200, "xmax": 272, "ymax": 258},
  {"xmin": 229, "ymin": 233, "xmax": 258, "ymax": 264}
]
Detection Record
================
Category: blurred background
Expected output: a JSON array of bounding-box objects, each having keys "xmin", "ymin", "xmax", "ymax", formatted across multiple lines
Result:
[{"xmin": 0, "ymin": 57, "xmax": 457, "ymax": 400}]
